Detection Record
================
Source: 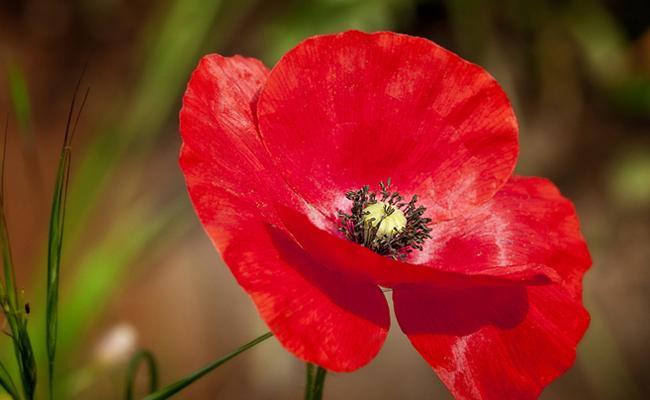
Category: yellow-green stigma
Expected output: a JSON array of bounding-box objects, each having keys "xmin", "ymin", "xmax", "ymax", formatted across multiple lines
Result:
[
  {"xmin": 337, "ymin": 180, "xmax": 432, "ymax": 260},
  {"xmin": 363, "ymin": 202, "xmax": 407, "ymax": 238}
]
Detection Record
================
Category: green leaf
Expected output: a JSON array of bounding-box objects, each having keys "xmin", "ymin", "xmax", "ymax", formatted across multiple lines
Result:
[
  {"xmin": 143, "ymin": 332, "xmax": 273, "ymax": 400},
  {"xmin": 1, "ymin": 117, "xmax": 36, "ymax": 400},
  {"xmin": 45, "ymin": 80, "xmax": 89, "ymax": 399},
  {"xmin": 124, "ymin": 350, "xmax": 158, "ymax": 400},
  {"xmin": 0, "ymin": 359, "xmax": 20, "ymax": 400},
  {"xmin": 0, "ymin": 116, "xmax": 17, "ymax": 309},
  {"xmin": 10, "ymin": 320, "xmax": 36, "ymax": 400}
]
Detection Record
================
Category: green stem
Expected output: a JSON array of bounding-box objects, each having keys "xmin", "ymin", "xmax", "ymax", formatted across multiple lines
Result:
[
  {"xmin": 304, "ymin": 363, "xmax": 327, "ymax": 400},
  {"xmin": 313, "ymin": 366, "xmax": 327, "ymax": 399},
  {"xmin": 142, "ymin": 332, "xmax": 272, "ymax": 400},
  {"xmin": 304, "ymin": 363, "xmax": 315, "ymax": 399}
]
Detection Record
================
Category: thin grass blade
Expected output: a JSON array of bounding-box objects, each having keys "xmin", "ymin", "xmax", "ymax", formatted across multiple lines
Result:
[
  {"xmin": 11, "ymin": 320, "xmax": 36, "ymax": 400},
  {"xmin": 45, "ymin": 149, "xmax": 69, "ymax": 399},
  {"xmin": 0, "ymin": 0, "xmax": 225, "ymax": 388},
  {"xmin": 11, "ymin": 201, "xmax": 183, "ymax": 399},
  {"xmin": 0, "ymin": 116, "xmax": 18, "ymax": 307},
  {"xmin": 0, "ymin": 359, "xmax": 20, "ymax": 400},
  {"xmin": 45, "ymin": 82, "xmax": 89, "ymax": 399},
  {"xmin": 57, "ymin": 201, "xmax": 185, "ymax": 362},
  {"xmin": 63, "ymin": 0, "xmax": 224, "ymax": 250},
  {"xmin": 142, "ymin": 332, "xmax": 273, "ymax": 400},
  {"xmin": 0, "ymin": 203, "xmax": 15, "ymax": 306},
  {"xmin": 124, "ymin": 350, "xmax": 158, "ymax": 400},
  {"xmin": 1, "ymin": 117, "xmax": 37, "ymax": 399}
]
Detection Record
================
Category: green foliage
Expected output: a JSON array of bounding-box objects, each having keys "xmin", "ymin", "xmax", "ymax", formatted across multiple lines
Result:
[
  {"xmin": 609, "ymin": 76, "xmax": 650, "ymax": 117},
  {"xmin": 608, "ymin": 149, "xmax": 650, "ymax": 207},
  {"xmin": 0, "ymin": 360, "xmax": 20, "ymax": 400},
  {"xmin": 57, "ymin": 202, "xmax": 185, "ymax": 362},
  {"xmin": 1, "ymin": 118, "xmax": 17, "ymax": 312},
  {"xmin": 0, "ymin": 1, "xmax": 224, "ymax": 397},
  {"xmin": 142, "ymin": 332, "xmax": 273, "ymax": 400},
  {"xmin": 1, "ymin": 121, "xmax": 37, "ymax": 400},
  {"xmin": 64, "ymin": 0, "xmax": 224, "ymax": 246},
  {"xmin": 125, "ymin": 350, "xmax": 158, "ymax": 400},
  {"xmin": 45, "ymin": 76, "xmax": 89, "ymax": 399},
  {"xmin": 5, "ymin": 64, "xmax": 32, "ymax": 137},
  {"xmin": 5, "ymin": 62, "xmax": 41, "ymax": 190},
  {"xmin": 261, "ymin": 0, "xmax": 413, "ymax": 62},
  {"xmin": 25, "ymin": 3, "xmax": 229, "ymax": 388}
]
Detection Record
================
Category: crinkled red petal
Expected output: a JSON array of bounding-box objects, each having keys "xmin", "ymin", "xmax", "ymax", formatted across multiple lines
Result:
[
  {"xmin": 257, "ymin": 30, "xmax": 518, "ymax": 221},
  {"xmin": 390, "ymin": 176, "xmax": 591, "ymax": 398},
  {"xmin": 422, "ymin": 176, "xmax": 591, "ymax": 296},
  {"xmin": 276, "ymin": 205, "xmax": 558, "ymax": 288},
  {"xmin": 393, "ymin": 282, "xmax": 589, "ymax": 399},
  {"xmin": 180, "ymin": 56, "xmax": 389, "ymax": 371}
]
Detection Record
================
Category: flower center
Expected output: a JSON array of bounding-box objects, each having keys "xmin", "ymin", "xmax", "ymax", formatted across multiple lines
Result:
[
  {"xmin": 363, "ymin": 202, "xmax": 407, "ymax": 238},
  {"xmin": 337, "ymin": 180, "xmax": 432, "ymax": 260}
]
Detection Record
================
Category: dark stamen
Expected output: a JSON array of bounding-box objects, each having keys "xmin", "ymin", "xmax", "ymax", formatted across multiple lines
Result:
[{"xmin": 338, "ymin": 180, "xmax": 432, "ymax": 260}]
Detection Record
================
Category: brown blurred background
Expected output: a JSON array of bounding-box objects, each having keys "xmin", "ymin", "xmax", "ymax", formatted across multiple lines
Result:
[{"xmin": 0, "ymin": 0, "xmax": 649, "ymax": 398}]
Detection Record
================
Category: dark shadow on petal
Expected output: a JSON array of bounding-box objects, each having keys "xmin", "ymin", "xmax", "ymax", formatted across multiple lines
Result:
[
  {"xmin": 394, "ymin": 283, "xmax": 529, "ymax": 336},
  {"xmin": 266, "ymin": 224, "xmax": 390, "ymax": 329}
]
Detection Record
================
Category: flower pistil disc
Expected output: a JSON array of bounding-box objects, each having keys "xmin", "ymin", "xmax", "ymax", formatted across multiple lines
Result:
[
  {"xmin": 338, "ymin": 180, "xmax": 432, "ymax": 260},
  {"xmin": 363, "ymin": 202, "xmax": 407, "ymax": 238}
]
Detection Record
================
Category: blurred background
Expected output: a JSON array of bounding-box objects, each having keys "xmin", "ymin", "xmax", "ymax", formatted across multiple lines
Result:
[{"xmin": 0, "ymin": 0, "xmax": 648, "ymax": 398}]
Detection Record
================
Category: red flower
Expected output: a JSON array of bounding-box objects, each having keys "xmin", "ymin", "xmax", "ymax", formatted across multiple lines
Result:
[{"xmin": 179, "ymin": 31, "xmax": 591, "ymax": 399}]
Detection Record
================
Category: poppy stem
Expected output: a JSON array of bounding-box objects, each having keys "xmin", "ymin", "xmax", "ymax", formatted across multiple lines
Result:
[
  {"xmin": 304, "ymin": 363, "xmax": 327, "ymax": 400},
  {"xmin": 304, "ymin": 363, "xmax": 315, "ymax": 398}
]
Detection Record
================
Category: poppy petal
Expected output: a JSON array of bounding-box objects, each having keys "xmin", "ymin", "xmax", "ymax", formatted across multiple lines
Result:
[
  {"xmin": 179, "ymin": 56, "xmax": 390, "ymax": 371},
  {"xmin": 257, "ymin": 30, "xmax": 518, "ymax": 221},
  {"xmin": 275, "ymin": 205, "xmax": 558, "ymax": 288},
  {"xmin": 393, "ymin": 282, "xmax": 589, "ymax": 399},
  {"xmin": 180, "ymin": 59, "xmax": 390, "ymax": 371},
  {"xmin": 422, "ymin": 176, "xmax": 591, "ymax": 296},
  {"xmin": 181, "ymin": 146, "xmax": 390, "ymax": 372},
  {"xmin": 180, "ymin": 53, "xmax": 268, "ymax": 164},
  {"xmin": 180, "ymin": 53, "xmax": 295, "ymax": 227}
]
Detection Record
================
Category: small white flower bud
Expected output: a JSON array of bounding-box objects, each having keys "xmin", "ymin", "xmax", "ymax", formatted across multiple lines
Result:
[{"xmin": 94, "ymin": 323, "xmax": 137, "ymax": 366}]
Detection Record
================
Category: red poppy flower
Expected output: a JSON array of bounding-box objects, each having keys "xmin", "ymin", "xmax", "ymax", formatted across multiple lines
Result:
[{"xmin": 179, "ymin": 31, "xmax": 591, "ymax": 399}]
